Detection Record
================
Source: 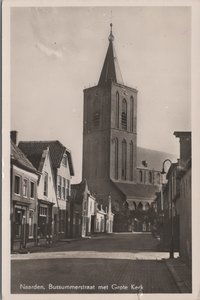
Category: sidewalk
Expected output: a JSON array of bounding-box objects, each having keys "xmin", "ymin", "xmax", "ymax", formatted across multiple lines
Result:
[
  {"xmin": 12, "ymin": 237, "xmax": 85, "ymax": 254},
  {"xmin": 165, "ymin": 257, "xmax": 192, "ymax": 293}
]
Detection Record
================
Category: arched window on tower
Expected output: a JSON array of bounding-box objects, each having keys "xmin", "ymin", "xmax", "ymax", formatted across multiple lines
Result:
[
  {"xmin": 121, "ymin": 99, "xmax": 127, "ymax": 130},
  {"xmin": 130, "ymin": 141, "xmax": 133, "ymax": 181},
  {"xmin": 122, "ymin": 139, "xmax": 127, "ymax": 180},
  {"xmin": 130, "ymin": 96, "xmax": 134, "ymax": 132},
  {"xmin": 114, "ymin": 138, "xmax": 118, "ymax": 179},
  {"xmin": 116, "ymin": 92, "xmax": 119, "ymax": 128},
  {"xmin": 139, "ymin": 170, "xmax": 143, "ymax": 182}
]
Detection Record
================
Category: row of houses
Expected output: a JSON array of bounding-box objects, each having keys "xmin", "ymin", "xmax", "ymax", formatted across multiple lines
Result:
[
  {"xmin": 154, "ymin": 131, "xmax": 191, "ymax": 267},
  {"xmin": 10, "ymin": 131, "xmax": 114, "ymax": 251}
]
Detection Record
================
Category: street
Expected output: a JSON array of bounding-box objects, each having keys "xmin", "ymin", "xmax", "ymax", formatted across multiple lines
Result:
[{"xmin": 11, "ymin": 233, "xmax": 179, "ymax": 294}]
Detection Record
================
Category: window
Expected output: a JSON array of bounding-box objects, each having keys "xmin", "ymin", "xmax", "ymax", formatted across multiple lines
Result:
[
  {"xmin": 149, "ymin": 172, "xmax": 153, "ymax": 184},
  {"xmin": 57, "ymin": 175, "xmax": 61, "ymax": 198},
  {"xmin": 122, "ymin": 140, "xmax": 127, "ymax": 180},
  {"xmin": 30, "ymin": 182, "xmax": 35, "ymax": 198},
  {"xmin": 44, "ymin": 172, "xmax": 48, "ymax": 196},
  {"xmin": 116, "ymin": 92, "xmax": 119, "ymax": 128},
  {"xmin": 90, "ymin": 201, "xmax": 93, "ymax": 213},
  {"xmin": 39, "ymin": 206, "xmax": 47, "ymax": 216},
  {"xmin": 62, "ymin": 178, "xmax": 66, "ymax": 200},
  {"xmin": 93, "ymin": 112, "xmax": 100, "ymax": 128},
  {"xmin": 29, "ymin": 210, "xmax": 34, "ymax": 237},
  {"xmin": 23, "ymin": 178, "xmax": 28, "ymax": 197},
  {"xmin": 14, "ymin": 176, "xmax": 20, "ymax": 195},
  {"xmin": 130, "ymin": 96, "xmax": 134, "ymax": 132},
  {"xmin": 157, "ymin": 173, "xmax": 160, "ymax": 184},
  {"xmin": 62, "ymin": 155, "xmax": 68, "ymax": 167},
  {"xmin": 140, "ymin": 170, "xmax": 143, "ymax": 182},
  {"xmin": 130, "ymin": 141, "xmax": 133, "ymax": 181},
  {"xmin": 121, "ymin": 99, "xmax": 127, "ymax": 130},
  {"xmin": 66, "ymin": 179, "xmax": 70, "ymax": 198},
  {"xmin": 114, "ymin": 138, "xmax": 118, "ymax": 179}
]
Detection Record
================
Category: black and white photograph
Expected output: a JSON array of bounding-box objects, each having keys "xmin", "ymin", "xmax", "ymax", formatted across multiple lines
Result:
[{"xmin": 2, "ymin": 1, "xmax": 200, "ymax": 299}]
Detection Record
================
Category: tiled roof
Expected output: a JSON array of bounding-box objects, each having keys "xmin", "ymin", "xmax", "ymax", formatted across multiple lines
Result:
[
  {"xmin": 11, "ymin": 140, "xmax": 37, "ymax": 173},
  {"xmin": 71, "ymin": 179, "xmax": 88, "ymax": 204},
  {"xmin": 137, "ymin": 147, "xmax": 177, "ymax": 171},
  {"xmin": 112, "ymin": 181, "xmax": 159, "ymax": 200},
  {"xmin": 18, "ymin": 140, "xmax": 74, "ymax": 176}
]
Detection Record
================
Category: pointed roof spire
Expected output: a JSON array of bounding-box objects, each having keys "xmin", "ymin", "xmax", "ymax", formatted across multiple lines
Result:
[
  {"xmin": 98, "ymin": 24, "xmax": 124, "ymax": 86},
  {"xmin": 108, "ymin": 23, "xmax": 114, "ymax": 42}
]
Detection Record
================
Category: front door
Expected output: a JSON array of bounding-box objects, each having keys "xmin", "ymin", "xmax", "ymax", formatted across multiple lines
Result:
[{"xmin": 14, "ymin": 208, "xmax": 26, "ymax": 248}]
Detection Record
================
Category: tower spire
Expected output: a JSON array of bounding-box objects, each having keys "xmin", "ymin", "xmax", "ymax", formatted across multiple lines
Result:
[
  {"xmin": 98, "ymin": 24, "xmax": 123, "ymax": 85},
  {"xmin": 108, "ymin": 23, "xmax": 114, "ymax": 42}
]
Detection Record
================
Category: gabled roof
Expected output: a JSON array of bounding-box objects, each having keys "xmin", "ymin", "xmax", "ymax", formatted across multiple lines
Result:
[
  {"xmin": 18, "ymin": 140, "xmax": 74, "ymax": 176},
  {"xmin": 137, "ymin": 146, "xmax": 177, "ymax": 171},
  {"xmin": 11, "ymin": 140, "xmax": 38, "ymax": 174},
  {"xmin": 112, "ymin": 181, "xmax": 159, "ymax": 200},
  {"xmin": 71, "ymin": 179, "xmax": 89, "ymax": 204},
  {"xmin": 98, "ymin": 24, "xmax": 123, "ymax": 86}
]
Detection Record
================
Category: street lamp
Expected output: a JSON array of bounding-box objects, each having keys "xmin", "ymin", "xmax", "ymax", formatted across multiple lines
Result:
[{"xmin": 161, "ymin": 159, "xmax": 174, "ymax": 259}]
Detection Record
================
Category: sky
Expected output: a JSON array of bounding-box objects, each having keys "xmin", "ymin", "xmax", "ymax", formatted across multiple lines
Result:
[{"xmin": 11, "ymin": 6, "xmax": 191, "ymax": 183}]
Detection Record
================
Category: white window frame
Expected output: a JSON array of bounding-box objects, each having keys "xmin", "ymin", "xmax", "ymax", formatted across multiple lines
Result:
[
  {"xmin": 23, "ymin": 178, "xmax": 28, "ymax": 197},
  {"xmin": 30, "ymin": 181, "xmax": 35, "ymax": 199},
  {"xmin": 57, "ymin": 175, "xmax": 61, "ymax": 199},
  {"xmin": 14, "ymin": 175, "xmax": 21, "ymax": 195}
]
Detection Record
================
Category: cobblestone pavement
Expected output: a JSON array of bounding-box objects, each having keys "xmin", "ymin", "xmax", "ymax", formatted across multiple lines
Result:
[{"xmin": 11, "ymin": 233, "xmax": 179, "ymax": 294}]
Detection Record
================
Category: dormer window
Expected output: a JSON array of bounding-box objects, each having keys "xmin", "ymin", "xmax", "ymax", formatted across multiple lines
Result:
[
  {"xmin": 62, "ymin": 154, "xmax": 68, "ymax": 167},
  {"xmin": 121, "ymin": 99, "xmax": 127, "ymax": 130}
]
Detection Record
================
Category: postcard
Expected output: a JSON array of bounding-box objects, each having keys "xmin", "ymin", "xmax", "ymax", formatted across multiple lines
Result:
[{"xmin": 2, "ymin": 1, "xmax": 200, "ymax": 300}]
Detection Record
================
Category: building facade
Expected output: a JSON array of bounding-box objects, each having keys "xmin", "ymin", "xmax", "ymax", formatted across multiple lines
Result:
[
  {"xmin": 174, "ymin": 131, "xmax": 192, "ymax": 266},
  {"xmin": 18, "ymin": 140, "xmax": 74, "ymax": 239},
  {"xmin": 11, "ymin": 133, "xmax": 39, "ymax": 251},
  {"xmin": 71, "ymin": 179, "xmax": 114, "ymax": 237}
]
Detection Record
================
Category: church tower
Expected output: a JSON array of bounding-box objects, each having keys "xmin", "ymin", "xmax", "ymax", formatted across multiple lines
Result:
[{"xmin": 82, "ymin": 24, "xmax": 138, "ymax": 213}]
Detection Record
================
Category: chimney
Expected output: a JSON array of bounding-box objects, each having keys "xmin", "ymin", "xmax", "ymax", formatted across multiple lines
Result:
[{"xmin": 10, "ymin": 131, "xmax": 18, "ymax": 145}]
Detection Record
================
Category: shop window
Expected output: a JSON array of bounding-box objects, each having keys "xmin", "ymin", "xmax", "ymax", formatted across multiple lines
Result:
[
  {"xmin": 44, "ymin": 172, "xmax": 48, "ymax": 196},
  {"xmin": 29, "ymin": 210, "xmax": 34, "ymax": 237},
  {"xmin": 14, "ymin": 175, "xmax": 21, "ymax": 195},
  {"xmin": 30, "ymin": 181, "xmax": 35, "ymax": 198},
  {"xmin": 23, "ymin": 178, "xmax": 28, "ymax": 197},
  {"xmin": 14, "ymin": 208, "xmax": 25, "ymax": 238}
]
